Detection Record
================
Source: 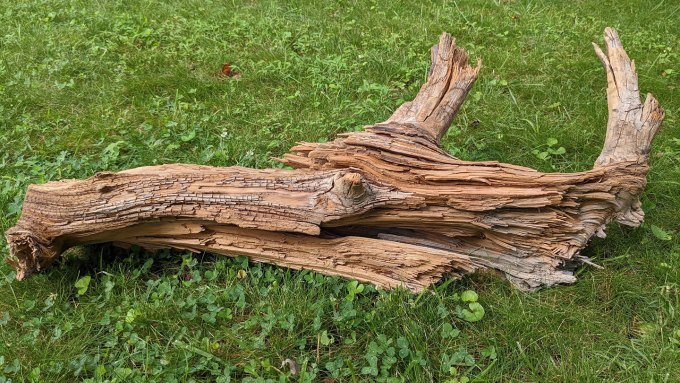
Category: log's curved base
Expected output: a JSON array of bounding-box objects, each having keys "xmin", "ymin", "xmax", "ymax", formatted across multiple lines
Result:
[{"xmin": 5, "ymin": 28, "xmax": 664, "ymax": 292}]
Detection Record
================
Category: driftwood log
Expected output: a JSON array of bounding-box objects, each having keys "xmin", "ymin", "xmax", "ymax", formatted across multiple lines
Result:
[{"xmin": 5, "ymin": 28, "xmax": 664, "ymax": 292}]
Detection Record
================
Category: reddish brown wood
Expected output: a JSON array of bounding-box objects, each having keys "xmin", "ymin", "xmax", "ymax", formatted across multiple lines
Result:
[{"xmin": 5, "ymin": 28, "xmax": 664, "ymax": 292}]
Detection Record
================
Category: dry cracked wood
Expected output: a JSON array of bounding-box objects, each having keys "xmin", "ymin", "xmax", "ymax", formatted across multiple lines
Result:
[{"xmin": 5, "ymin": 28, "xmax": 664, "ymax": 292}]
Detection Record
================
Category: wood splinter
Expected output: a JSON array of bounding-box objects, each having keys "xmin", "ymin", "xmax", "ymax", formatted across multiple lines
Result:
[{"xmin": 5, "ymin": 28, "xmax": 664, "ymax": 292}]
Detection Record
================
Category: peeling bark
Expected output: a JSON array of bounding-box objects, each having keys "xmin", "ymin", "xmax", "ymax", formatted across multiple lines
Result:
[{"xmin": 5, "ymin": 28, "xmax": 664, "ymax": 292}]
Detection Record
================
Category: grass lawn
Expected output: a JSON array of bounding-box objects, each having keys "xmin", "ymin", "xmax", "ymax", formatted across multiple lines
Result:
[{"xmin": 1, "ymin": 0, "xmax": 679, "ymax": 381}]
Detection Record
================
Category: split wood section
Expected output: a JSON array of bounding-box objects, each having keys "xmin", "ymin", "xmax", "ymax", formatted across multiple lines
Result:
[{"xmin": 5, "ymin": 28, "xmax": 664, "ymax": 292}]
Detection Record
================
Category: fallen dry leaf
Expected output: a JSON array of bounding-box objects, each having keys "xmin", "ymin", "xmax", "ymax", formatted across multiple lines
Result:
[
  {"xmin": 280, "ymin": 358, "xmax": 299, "ymax": 375},
  {"xmin": 218, "ymin": 62, "xmax": 241, "ymax": 78}
]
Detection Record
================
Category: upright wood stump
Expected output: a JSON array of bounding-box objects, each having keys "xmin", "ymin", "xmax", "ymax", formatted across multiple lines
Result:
[{"xmin": 5, "ymin": 28, "xmax": 665, "ymax": 292}]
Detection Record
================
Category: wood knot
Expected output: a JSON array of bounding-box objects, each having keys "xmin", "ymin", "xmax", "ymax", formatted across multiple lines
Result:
[
  {"xmin": 334, "ymin": 172, "xmax": 369, "ymax": 201},
  {"xmin": 332, "ymin": 173, "xmax": 371, "ymax": 207}
]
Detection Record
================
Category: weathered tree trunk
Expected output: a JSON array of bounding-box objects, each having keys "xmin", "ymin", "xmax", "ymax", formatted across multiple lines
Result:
[{"xmin": 5, "ymin": 28, "xmax": 664, "ymax": 292}]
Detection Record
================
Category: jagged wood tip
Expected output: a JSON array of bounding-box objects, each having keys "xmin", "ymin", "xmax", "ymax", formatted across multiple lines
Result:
[{"xmin": 386, "ymin": 32, "xmax": 481, "ymax": 142}]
